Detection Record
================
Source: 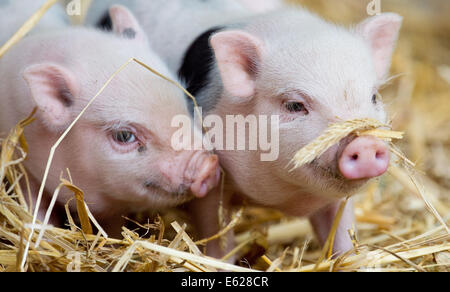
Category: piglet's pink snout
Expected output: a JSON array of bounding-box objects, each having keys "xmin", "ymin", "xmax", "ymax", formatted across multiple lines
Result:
[
  {"xmin": 190, "ymin": 154, "xmax": 221, "ymax": 198},
  {"xmin": 338, "ymin": 136, "xmax": 390, "ymax": 180}
]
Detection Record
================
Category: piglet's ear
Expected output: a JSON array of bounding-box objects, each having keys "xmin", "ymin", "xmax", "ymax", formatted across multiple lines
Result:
[
  {"xmin": 210, "ymin": 30, "xmax": 263, "ymax": 99},
  {"xmin": 109, "ymin": 5, "xmax": 148, "ymax": 44},
  {"xmin": 357, "ymin": 13, "xmax": 403, "ymax": 80},
  {"xmin": 23, "ymin": 63, "xmax": 78, "ymax": 130}
]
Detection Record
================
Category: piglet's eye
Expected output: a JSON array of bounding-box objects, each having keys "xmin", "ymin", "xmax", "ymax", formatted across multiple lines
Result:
[
  {"xmin": 285, "ymin": 101, "xmax": 309, "ymax": 115},
  {"xmin": 113, "ymin": 130, "xmax": 136, "ymax": 144}
]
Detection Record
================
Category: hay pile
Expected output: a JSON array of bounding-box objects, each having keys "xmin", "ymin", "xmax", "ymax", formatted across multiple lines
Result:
[{"xmin": 0, "ymin": 0, "xmax": 449, "ymax": 272}]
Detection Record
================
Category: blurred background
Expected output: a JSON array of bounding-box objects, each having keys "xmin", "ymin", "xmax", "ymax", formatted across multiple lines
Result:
[
  {"xmin": 49, "ymin": 0, "xmax": 450, "ymax": 270},
  {"xmin": 117, "ymin": 0, "xmax": 448, "ymax": 270}
]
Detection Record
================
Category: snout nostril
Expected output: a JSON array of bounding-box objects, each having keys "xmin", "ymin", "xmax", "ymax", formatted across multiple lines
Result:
[
  {"xmin": 351, "ymin": 154, "xmax": 359, "ymax": 161},
  {"xmin": 376, "ymin": 151, "xmax": 385, "ymax": 159}
]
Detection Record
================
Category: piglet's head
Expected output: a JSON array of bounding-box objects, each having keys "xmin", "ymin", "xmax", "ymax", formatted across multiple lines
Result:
[
  {"xmin": 22, "ymin": 5, "xmax": 219, "ymax": 212},
  {"xmin": 210, "ymin": 12, "xmax": 402, "ymax": 200}
]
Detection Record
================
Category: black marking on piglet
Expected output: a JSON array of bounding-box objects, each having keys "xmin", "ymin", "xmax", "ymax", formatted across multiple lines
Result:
[
  {"xmin": 122, "ymin": 28, "xmax": 137, "ymax": 39},
  {"xmin": 178, "ymin": 26, "xmax": 224, "ymax": 112},
  {"xmin": 97, "ymin": 12, "xmax": 112, "ymax": 31}
]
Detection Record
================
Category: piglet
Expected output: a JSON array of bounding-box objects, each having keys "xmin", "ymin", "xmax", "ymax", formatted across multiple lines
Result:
[
  {"xmin": 0, "ymin": 4, "xmax": 220, "ymax": 235},
  {"xmin": 89, "ymin": 0, "xmax": 402, "ymax": 258}
]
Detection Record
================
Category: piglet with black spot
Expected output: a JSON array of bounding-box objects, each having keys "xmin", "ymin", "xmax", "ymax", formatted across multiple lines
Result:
[{"xmin": 87, "ymin": 0, "xmax": 401, "ymax": 257}]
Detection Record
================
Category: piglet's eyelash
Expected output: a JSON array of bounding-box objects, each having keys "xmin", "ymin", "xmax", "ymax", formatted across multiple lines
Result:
[{"xmin": 102, "ymin": 122, "xmax": 133, "ymax": 132}]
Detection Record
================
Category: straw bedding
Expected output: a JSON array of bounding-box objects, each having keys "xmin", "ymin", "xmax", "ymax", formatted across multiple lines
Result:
[{"xmin": 0, "ymin": 0, "xmax": 448, "ymax": 272}]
